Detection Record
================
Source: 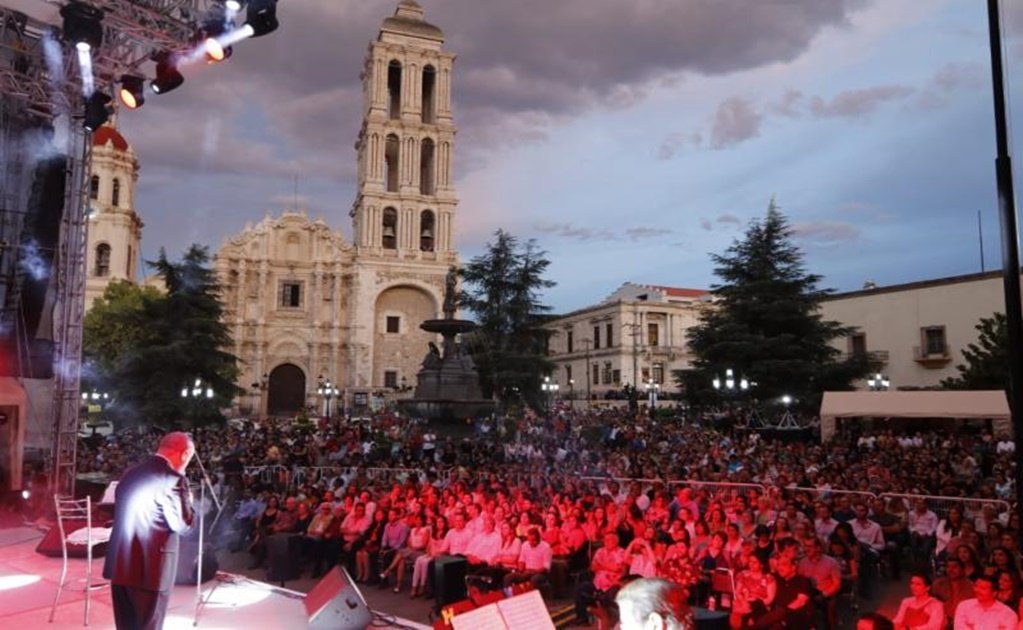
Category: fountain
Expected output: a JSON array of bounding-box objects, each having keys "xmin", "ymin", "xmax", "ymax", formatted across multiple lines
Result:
[{"xmin": 397, "ymin": 267, "xmax": 495, "ymax": 427}]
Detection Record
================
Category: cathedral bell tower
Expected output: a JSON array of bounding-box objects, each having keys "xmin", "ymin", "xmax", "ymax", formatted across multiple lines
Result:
[
  {"xmin": 350, "ymin": 0, "xmax": 457, "ymax": 258},
  {"xmin": 85, "ymin": 120, "xmax": 143, "ymax": 309}
]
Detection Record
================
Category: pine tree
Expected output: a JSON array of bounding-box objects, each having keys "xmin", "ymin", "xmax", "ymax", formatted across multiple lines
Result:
[
  {"xmin": 83, "ymin": 245, "xmax": 241, "ymax": 427},
  {"xmin": 685, "ymin": 201, "xmax": 865, "ymax": 407},
  {"xmin": 459, "ymin": 229, "xmax": 555, "ymax": 404},
  {"xmin": 942, "ymin": 312, "xmax": 1008, "ymax": 391}
]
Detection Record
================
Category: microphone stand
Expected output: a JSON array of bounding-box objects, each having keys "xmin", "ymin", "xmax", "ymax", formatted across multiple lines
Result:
[{"xmin": 191, "ymin": 451, "xmax": 222, "ymax": 627}]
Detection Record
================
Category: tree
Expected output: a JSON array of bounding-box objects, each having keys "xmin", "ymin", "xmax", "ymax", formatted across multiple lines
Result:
[
  {"xmin": 942, "ymin": 312, "xmax": 1008, "ymax": 390},
  {"xmin": 459, "ymin": 229, "xmax": 555, "ymax": 405},
  {"xmin": 82, "ymin": 245, "xmax": 241, "ymax": 427},
  {"xmin": 684, "ymin": 200, "xmax": 866, "ymax": 408}
]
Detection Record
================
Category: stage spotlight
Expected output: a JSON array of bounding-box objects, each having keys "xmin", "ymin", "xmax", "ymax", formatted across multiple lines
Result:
[
  {"xmin": 20, "ymin": 489, "xmax": 29, "ymax": 500},
  {"xmin": 200, "ymin": 18, "xmax": 234, "ymax": 63},
  {"xmin": 83, "ymin": 91, "xmax": 112, "ymax": 131},
  {"xmin": 245, "ymin": 0, "xmax": 278, "ymax": 37},
  {"xmin": 151, "ymin": 56, "xmax": 184, "ymax": 94},
  {"xmin": 60, "ymin": 1, "xmax": 104, "ymax": 52},
  {"xmin": 118, "ymin": 75, "xmax": 146, "ymax": 109}
]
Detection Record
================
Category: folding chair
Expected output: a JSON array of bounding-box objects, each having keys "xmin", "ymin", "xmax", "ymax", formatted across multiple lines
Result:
[
  {"xmin": 49, "ymin": 495, "xmax": 111, "ymax": 625},
  {"xmin": 709, "ymin": 567, "xmax": 735, "ymax": 610}
]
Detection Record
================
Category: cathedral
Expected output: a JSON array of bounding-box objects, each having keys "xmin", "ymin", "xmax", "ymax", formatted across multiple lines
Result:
[{"xmin": 86, "ymin": 1, "xmax": 461, "ymax": 417}]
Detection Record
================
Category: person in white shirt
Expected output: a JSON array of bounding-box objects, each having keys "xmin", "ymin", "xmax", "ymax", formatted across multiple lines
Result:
[
  {"xmin": 954, "ymin": 574, "xmax": 1018, "ymax": 629},
  {"xmin": 441, "ymin": 512, "xmax": 474, "ymax": 556},
  {"xmin": 814, "ymin": 503, "xmax": 839, "ymax": 542},
  {"xmin": 464, "ymin": 515, "xmax": 502, "ymax": 569},
  {"xmin": 907, "ymin": 499, "xmax": 938, "ymax": 566},
  {"xmin": 504, "ymin": 527, "xmax": 553, "ymax": 590}
]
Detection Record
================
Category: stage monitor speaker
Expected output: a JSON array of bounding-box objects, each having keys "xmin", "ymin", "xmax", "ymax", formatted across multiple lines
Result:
[
  {"xmin": 433, "ymin": 554, "xmax": 468, "ymax": 607},
  {"xmin": 304, "ymin": 566, "xmax": 373, "ymax": 630},
  {"xmin": 174, "ymin": 526, "xmax": 218, "ymax": 585},
  {"xmin": 35, "ymin": 520, "xmax": 108, "ymax": 558}
]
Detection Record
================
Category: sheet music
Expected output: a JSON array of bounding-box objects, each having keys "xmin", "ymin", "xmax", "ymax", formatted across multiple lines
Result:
[
  {"xmin": 496, "ymin": 590, "xmax": 556, "ymax": 630},
  {"xmin": 451, "ymin": 603, "xmax": 505, "ymax": 630}
]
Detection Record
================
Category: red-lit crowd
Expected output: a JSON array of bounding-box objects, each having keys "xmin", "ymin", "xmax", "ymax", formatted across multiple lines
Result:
[{"xmin": 74, "ymin": 407, "xmax": 1020, "ymax": 628}]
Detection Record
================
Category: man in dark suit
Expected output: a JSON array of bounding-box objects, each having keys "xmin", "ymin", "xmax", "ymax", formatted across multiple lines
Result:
[{"xmin": 103, "ymin": 432, "xmax": 195, "ymax": 630}]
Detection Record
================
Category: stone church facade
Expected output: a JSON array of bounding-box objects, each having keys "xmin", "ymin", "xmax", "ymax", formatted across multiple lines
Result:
[{"xmin": 213, "ymin": 1, "xmax": 459, "ymax": 416}]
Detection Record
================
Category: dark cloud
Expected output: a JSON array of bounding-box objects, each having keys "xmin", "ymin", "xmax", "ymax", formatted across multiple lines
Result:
[
  {"xmin": 112, "ymin": 0, "xmax": 868, "ymax": 256},
  {"xmin": 710, "ymin": 97, "xmax": 763, "ymax": 148},
  {"xmin": 791, "ymin": 221, "xmax": 861, "ymax": 244},
  {"xmin": 699, "ymin": 218, "xmax": 713, "ymax": 231},
  {"xmin": 809, "ymin": 85, "xmax": 914, "ymax": 119},
  {"xmin": 716, "ymin": 213, "xmax": 742, "ymax": 226}
]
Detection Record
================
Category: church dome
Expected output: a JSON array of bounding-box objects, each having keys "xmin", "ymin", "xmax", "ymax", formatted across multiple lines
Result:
[
  {"xmin": 380, "ymin": 0, "xmax": 444, "ymax": 42},
  {"xmin": 92, "ymin": 124, "xmax": 130, "ymax": 152}
]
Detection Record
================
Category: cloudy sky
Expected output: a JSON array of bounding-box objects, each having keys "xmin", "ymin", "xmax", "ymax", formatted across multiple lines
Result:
[{"xmin": 100, "ymin": 0, "xmax": 1023, "ymax": 312}]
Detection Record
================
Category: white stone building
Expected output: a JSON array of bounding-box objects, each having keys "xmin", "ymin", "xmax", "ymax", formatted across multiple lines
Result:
[
  {"xmin": 84, "ymin": 122, "xmax": 143, "ymax": 310},
  {"xmin": 544, "ymin": 283, "xmax": 710, "ymax": 401},
  {"xmin": 821, "ymin": 271, "xmax": 1011, "ymax": 390},
  {"xmin": 214, "ymin": 1, "xmax": 459, "ymax": 416}
]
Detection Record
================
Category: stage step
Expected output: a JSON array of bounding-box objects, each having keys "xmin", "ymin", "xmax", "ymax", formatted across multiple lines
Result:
[{"xmin": 549, "ymin": 602, "xmax": 577, "ymax": 628}]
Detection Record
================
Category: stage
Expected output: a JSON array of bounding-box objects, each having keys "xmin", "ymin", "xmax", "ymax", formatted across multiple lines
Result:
[{"xmin": 0, "ymin": 526, "xmax": 430, "ymax": 629}]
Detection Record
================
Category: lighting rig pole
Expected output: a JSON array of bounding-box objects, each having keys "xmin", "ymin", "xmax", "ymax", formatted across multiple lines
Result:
[
  {"xmin": 986, "ymin": 0, "xmax": 1023, "ymax": 528},
  {"xmin": 0, "ymin": 0, "xmax": 281, "ymax": 496}
]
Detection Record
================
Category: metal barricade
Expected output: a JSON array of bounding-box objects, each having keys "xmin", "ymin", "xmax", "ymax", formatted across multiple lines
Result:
[
  {"xmin": 782, "ymin": 487, "xmax": 877, "ymax": 507},
  {"xmin": 880, "ymin": 493, "xmax": 1010, "ymax": 521},
  {"xmin": 668, "ymin": 480, "xmax": 767, "ymax": 503}
]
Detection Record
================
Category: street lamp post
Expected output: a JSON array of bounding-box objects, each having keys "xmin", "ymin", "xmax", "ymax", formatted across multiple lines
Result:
[
  {"xmin": 80, "ymin": 389, "xmax": 110, "ymax": 435},
  {"xmin": 251, "ymin": 373, "xmax": 268, "ymax": 420},
  {"xmin": 317, "ymin": 375, "xmax": 340, "ymax": 418},
  {"xmin": 867, "ymin": 373, "xmax": 891, "ymax": 391},
  {"xmin": 181, "ymin": 378, "xmax": 214, "ymax": 423},
  {"xmin": 541, "ymin": 376, "xmax": 559, "ymax": 415},
  {"xmin": 568, "ymin": 379, "xmax": 575, "ymax": 409},
  {"xmin": 644, "ymin": 378, "xmax": 660, "ymax": 411}
]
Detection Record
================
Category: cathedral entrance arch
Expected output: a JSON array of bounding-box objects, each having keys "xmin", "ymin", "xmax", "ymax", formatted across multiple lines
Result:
[{"xmin": 267, "ymin": 363, "xmax": 306, "ymax": 416}]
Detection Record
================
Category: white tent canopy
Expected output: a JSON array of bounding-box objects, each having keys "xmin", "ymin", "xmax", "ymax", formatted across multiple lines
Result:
[{"xmin": 819, "ymin": 390, "xmax": 1011, "ymax": 442}]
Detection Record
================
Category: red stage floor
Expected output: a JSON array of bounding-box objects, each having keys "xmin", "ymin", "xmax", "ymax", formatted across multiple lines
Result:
[{"xmin": 0, "ymin": 526, "xmax": 429, "ymax": 629}]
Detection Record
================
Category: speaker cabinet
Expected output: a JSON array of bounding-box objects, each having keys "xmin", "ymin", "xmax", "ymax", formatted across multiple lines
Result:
[
  {"xmin": 304, "ymin": 566, "xmax": 373, "ymax": 630},
  {"xmin": 433, "ymin": 554, "xmax": 468, "ymax": 607}
]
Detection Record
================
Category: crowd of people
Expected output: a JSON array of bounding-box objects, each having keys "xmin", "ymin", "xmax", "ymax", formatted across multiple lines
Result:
[{"xmin": 74, "ymin": 404, "xmax": 1020, "ymax": 628}]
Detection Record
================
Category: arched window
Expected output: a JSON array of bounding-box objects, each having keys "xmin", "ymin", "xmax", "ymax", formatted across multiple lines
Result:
[
  {"xmin": 419, "ymin": 138, "xmax": 435, "ymax": 196},
  {"xmin": 387, "ymin": 60, "xmax": 402, "ymax": 120},
  {"xmin": 421, "ymin": 65, "xmax": 436, "ymax": 124},
  {"xmin": 420, "ymin": 210, "xmax": 435, "ymax": 252},
  {"xmin": 89, "ymin": 175, "xmax": 99, "ymax": 200},
  {"xmin": 385, "ymin": 134, "xmax": 400, "ymax": 192},
  {"xmin": 112, "ymin": 178, "xmax": 121, "ymax": 207},
  {"xmin": 126, "ymin": 245, "xmax": 133, "ymax": 277},
  {"xmin": 382, "ymin": 207, "xmax": 398, "ymax": 249},
  {"xmin": 94, "ymin": 243, "xmax": 111, "ymax": 277}
]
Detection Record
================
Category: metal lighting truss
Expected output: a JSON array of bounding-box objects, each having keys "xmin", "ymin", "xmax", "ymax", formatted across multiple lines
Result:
[{"xmin": 0, "ymin": 1, "xmax": 225, "ymax": 495}]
